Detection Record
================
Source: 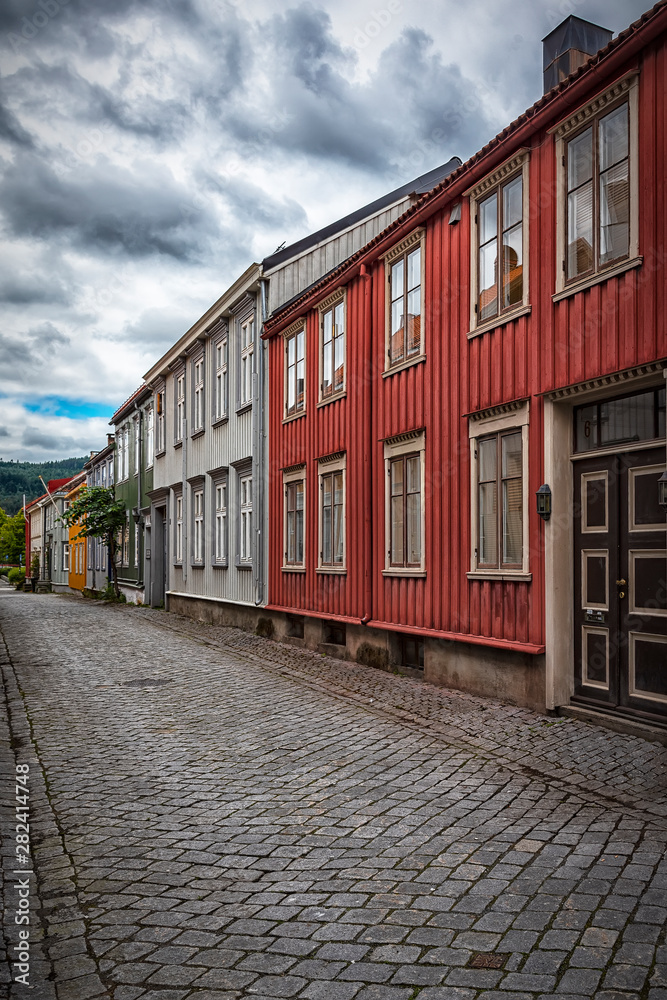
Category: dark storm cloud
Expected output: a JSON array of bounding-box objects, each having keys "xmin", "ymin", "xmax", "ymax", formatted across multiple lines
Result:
[
  {"xmin": 0, "ymin": 151, "xmax": 215, "ymax": 260},
  {"xmin": 21, "ymin": 427, "xmax": 89, "ymax": 452},
  {"xmin": 0, "ymin": 274, "xmax": 71, "ymax": 306},
  {"xmin": 0, "ymin": 322, "xmax": 69, "ymax": 371},
  {"xmin": 0, "ymin": 98, "xmax": 34, "ymax": 147},
  {"xmin": 0, "ymin": 427, "xmax": 10, "ymax": 438}
]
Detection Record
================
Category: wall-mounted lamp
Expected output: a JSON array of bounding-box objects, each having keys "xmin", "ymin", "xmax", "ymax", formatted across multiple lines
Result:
[
  {"xmin": 658, "ymin": 470, "xmax": 667, "ymax": 511},
  {"xmin": 536, "ymin": 484, "xmax": 552, "ymax": 521},
  {"xmin": 132, "ymin": 508, "xmax": 141, "ymax": 524}
]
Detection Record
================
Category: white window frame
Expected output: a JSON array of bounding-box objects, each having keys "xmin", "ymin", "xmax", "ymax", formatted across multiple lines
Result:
[
  {"xmin": 240, "ymin": 317, "xmax": 254, "ymax": 408},
  {"xmin": 283, "ymin": 318, "xmax": 306, "ymax": 419},
  {"xmin": 174, "ymin": 493, "xmax": 183, "ymax": 565},
  {"xmin": 318, "ymin": 290, "xmax": 346, "ymax": 403},
  {"xmin": 175, "ymin": 372, "xmax": 185, "ymax": 443},
  {"xmin": 318, "ymin": 453, "xmax": 346, "ymax": 573},
  {"xmin": 382, "ymin": 229, "xmax": 425, "ymax": 374},
  {"xmin": 146, "ymin": 405, "xmax": 154, "ymax": 468},
  {"xmin": 133, "ymin": 418, "xmax": 140, "ymax": 476},
  {"xmin": 282, "ymin": 465, "xmax": 306, "ymax": 572},
  {"xmin": 215, "ymin": 335, "xmax": 228, "ymax": 420},
  {"xmin": 122, "ymin": 513, "xmax": 130, "ymax": 568},
  {"xmin": 156, "ymin": 389, "xmax": 165, "ymax": 454},
  {"xmin": 468, "ymin": 400, "xmax": 530, "ymax": 581},
  {"xmin": 239, "ymin": 472, "xmax": 253, "ymax": 566},
  {"xmin": 213, "ymin": 477, "xmax": 228, "ymax": 566},
  {"xmin": 133, "ymin": 523, "xmax": 139, "ymax": 569},
  {"xmin": 552, "ymin": 73, "xmax": 640, "ymax": 299},
  {"xmin": 192, "ymin": 486, "xmax": 204, "ymax": 564},
  {"xmin": 383, "ymin": 431, "xmax": 426, "ymax": 576},
  {"xmin": 467, "ymin": 150, "xmax": 530, "ymax": 338},
  {"xmin": 193, "ymin": 356, "xmax": 204, "ymax": 432}
]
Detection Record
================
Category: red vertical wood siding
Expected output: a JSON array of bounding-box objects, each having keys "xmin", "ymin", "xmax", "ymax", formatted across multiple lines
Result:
[{"xmin": 268, "ymin": 28, "xmax": 667, "ymax": 651}]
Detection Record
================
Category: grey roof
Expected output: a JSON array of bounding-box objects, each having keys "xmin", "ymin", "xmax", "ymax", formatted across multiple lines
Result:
[{"xmin": 262, "ymin": 156, "xmax": 461, "ymax": 272}]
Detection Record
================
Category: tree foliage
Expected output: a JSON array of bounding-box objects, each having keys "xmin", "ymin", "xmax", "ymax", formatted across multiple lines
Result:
[
  {"xmin": 0, "ymin": 507, "xmax": 27, "ymax": 564},
  {"xmin": 59, "ymin": 487, "xmax": 126, "ymax": 596},
  {"xmin": 0, "ymin": 457, "xmax": 86, "ymax": 515}
]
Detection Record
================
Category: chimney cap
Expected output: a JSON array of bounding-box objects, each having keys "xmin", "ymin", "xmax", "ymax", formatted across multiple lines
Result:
[{"xmin": 542, "ymin": 15, "xmax": 613, "ymax": 92}]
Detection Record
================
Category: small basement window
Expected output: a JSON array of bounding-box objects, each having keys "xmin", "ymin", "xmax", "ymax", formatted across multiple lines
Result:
[
  {"xmin": 324, "ymin": 622, "xmax": 346, "ymax": 646},
  {"xmin": 400, "ymin": 634, "xmax": 424, "ymax": 670},
  {"xmin": 286, "ymin": 614, "xmax": 304, "ymax": 639}
]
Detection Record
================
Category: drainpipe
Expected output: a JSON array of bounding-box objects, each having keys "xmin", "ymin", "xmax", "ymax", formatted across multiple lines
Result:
[
  {"xmin": 134, "ymin": 400, "xmax": 143, "ymax": 589},
  {"xmin": 360, "ymin": 263, "xmax": 373, "ymax": 627},
  {"xmin": 255, "ymin": 281, "xmax": 269, "ymax": 606},
  {"xmin": 182, "ymin": 416, "xmax": 187, "ymax": 586}
]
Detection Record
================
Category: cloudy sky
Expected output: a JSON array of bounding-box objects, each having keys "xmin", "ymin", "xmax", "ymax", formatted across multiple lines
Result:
[{"xmin": 0, "ymin": 0, "xmax": 649, "ymax": 461}]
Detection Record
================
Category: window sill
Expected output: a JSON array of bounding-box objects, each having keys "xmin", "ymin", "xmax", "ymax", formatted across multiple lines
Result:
[
  {"xmin": 317, "ymin": 567, "xmax": 347, "ymax": 575},
  {"xmin": 383, "ymin": 354, "xmax": 426, "ymax": 379},
  {"xmin": 467, "ymin": 304, "xmax": 532, "ymax": 340},
  {"xmin": 236, "ymin": 402, "xmax": 252, "ymax": 416},
  {"xmin": 212, "ymin": 561, "xmax": 228, "ymax": 569},
  {"xmin": 467, "ymin": 571, "xmax": 532, "ymax": 582},
  {"xmin": 283, "ymin": 410, "xmax": 306, "ymax": 425},
  {"xmin": 174, "ymin": 440, "xmax": 183, "ymax": 450},
  {"xmin": 191, "ymin": 428, "xmax": 205, "ymax": 440},
  {"xmin": 317, "ymin": 391, "xmax": 346, "ymax": 409},
  {"xmin": 236, "ymin": 562, "xmax": 252, "ymax": 570},
  {"xmin": 282, "ymin": 566, "xmax": 306, "ymax": 573},
  {"xmin": 382, "ymin": 568, "xmax": 426, "ymax": 578},
  {"xmin": 211, "ymin": 416, "xmax": 228, "ymax": 428},
  {"xmin": 553, "ymin": 256, "xmax": 643, "ymax": 303},
  {"xmin": 190, "ymin": 562, "xmax": 204, "ymax": 569}
]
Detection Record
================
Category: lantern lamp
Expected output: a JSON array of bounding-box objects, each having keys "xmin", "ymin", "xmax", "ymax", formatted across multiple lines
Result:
[
  {"xmin": 658, "ymin": 470, "xmax": 667, "ymax": 511},
  {"xmin": 536, "ymin": 484, "xmax": 552, "ymax": 521}
]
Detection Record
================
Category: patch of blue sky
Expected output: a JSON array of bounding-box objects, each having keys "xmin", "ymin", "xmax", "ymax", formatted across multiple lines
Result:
[{"xmin": 23, "ymin": 397, "xmax": 113, "ymax": 420}]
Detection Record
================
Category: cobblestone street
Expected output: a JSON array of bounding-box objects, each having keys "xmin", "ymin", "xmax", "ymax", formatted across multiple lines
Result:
[{"xmin": 1, "ymin": 587, "xmax": 666, "ymax": 1000}]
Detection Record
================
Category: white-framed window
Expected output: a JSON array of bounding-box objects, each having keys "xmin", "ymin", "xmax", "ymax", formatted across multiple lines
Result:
[
  {"xmin": 108, "ymin": 458, "xmax": 114, "ymax": 486},
  {"xmin": 214, "ymin": 480, "xmax": 228, "ymax": 564},
  {"xmin": 87, "ymin": 537, "xmax": 92, "ymax": 571},
  {"xmin": 383, "ymin": 230, "xmax": 425, "ymax": 370},
  {"xmin": 146, "ymin": 405, "xmax": 154, "ymax": 467},
  {"xmin": 468, "ymin": 401, "xmax": 530, "ymax": 578},
  {"xmin": 133, "ymin": 418, "xmax": 140, "ymax": 475},
  {"xmin": 240, "ymin": 317, "xmax": 254, "ymax": 407},
  {"xmin": 156, "ymin": 390, "xmax": 165, "ymax": 453},
  {"xmin": 116, "ymin": 426, "xmax": 129, "ymax": 482},
  {"xmin": 176, "ymin": 372, "xmax": 185, "ymax": 442},
  {"xmin": 553, "ymin": 74, "xmax": 639, "ymax": 295},
  {"xmin": 319, "ymin": 292, "xmax": 346, "ymax": 401},
  {"xmin": 383, "ymin": 431, "xmax": 426, "ymax": 575},
  {"xmin": 468, "ymin": 150, "xmax": 530, "ymax": 335},
  {"xmin": 215, "ymin": 336, "xmax": 228, "ymax": 419},
  {"xmin": 174, "ymin": 493, "xmax": 183, "ymax": 564},
  {"xmin": 193, "ymin": 357, "xmax": 204, "ymax": 431},
  {"xmin": 193, "ymin": 487, "xmax": 204, "ymax": 564},
  {"xmin": 284, "ymin": 321, "xmax": 306, "ymax": 417},
  {"xmin": 318, "ymin": 454, "xmax": 346, "ymax": 571},
  {"xmin": 122, "ymin": 513, "xmax": 130, "ymax": 567},
  {"xmin": 134, "ymin": 522, "xmax": 139, "ymax": 568},
  {"xmin": 283, "ymin": 466, "xmax": 306, "ymax": 570},
  {"xmin": 239, "ymin": 473, "xmax": 252, "ymax": 564}
]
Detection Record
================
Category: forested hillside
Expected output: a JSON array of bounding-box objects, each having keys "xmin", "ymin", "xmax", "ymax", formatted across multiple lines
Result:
[{"xmin": 0, "ymin": 458, "xmax": 86, "ymax": 515}]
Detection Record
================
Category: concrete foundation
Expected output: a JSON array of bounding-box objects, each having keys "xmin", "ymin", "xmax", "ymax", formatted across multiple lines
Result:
[{"xmin": 161, "ymin": 595, "xmax": 546, "ymax": 712}]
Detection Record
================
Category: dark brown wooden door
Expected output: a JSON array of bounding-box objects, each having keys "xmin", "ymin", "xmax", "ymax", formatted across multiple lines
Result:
[{"xmin": 574, "ymin": 447, "xmax": 667, "ymax": 721}]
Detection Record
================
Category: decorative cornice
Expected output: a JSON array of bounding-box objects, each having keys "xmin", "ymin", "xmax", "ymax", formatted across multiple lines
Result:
[
  {"xmin": 383, "ymin": 427, "xmax": 425, "ymax": 446},
  {"xmin": 468, "ymin": 398, "xmax": 529, "ymax": 422},
  {"xmin": 318, "ymin": 451, "xmax": 345, "ymax": 466},
  {"xmin": 550, "ymin": 72, "xmax": 637, "ymax": 139},
  {"xmin": 466, "ymin": 148, "xmax": 529, "ymax": 200},
  {"xmin": 317, "ymin": 287, "xmax": 345, "ymax": 313},
  {"xmin": 206, "ymin": 317, "xmax": 228, "ymax": 339},
  {"xmin": 382, "ymin": 228, "xmax": 425, "ymax": 265},
  {"xmin": 282, "ymin": 462, "xmax": 306, "ymax": 474},
  {"xmin": 281, "ymin": 316, "xmax": 307, "ymax": 340},
  {"xmin": 543, "ymin": 362, "xmax": 666, "ymax": 401}
]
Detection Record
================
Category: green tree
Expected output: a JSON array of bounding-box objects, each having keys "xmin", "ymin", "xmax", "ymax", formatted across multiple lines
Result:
[
  {"xmin": 0, "ymin": 508, "xmax": 27, "ymax": 564},
  {"xmin": 59, "ymin": 487, "xmax": 126, "ymax": 597}
]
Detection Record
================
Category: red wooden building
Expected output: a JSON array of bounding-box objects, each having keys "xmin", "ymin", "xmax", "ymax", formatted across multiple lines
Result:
[{"xmin": 264, "ymin": 3, "xmax": 667, "ymax": 726}]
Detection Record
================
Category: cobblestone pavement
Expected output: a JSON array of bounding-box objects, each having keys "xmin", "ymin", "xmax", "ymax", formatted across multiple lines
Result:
[{"xmin": 0, "ymin": 588, "xmax": 666, "ymax": 1000}]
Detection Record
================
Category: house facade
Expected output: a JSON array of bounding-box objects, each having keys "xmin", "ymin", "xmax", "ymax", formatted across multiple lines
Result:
[
  {"xmin": 264, "ymin": 6, "xmax": 667, "ymax": 724},
  {"xmin": 111, "ymin": 386, "xmax": 154, "ymax": 603},
  {"xmin": 43, "ymin": 473, "xmax": 85, "ymax": 593},
  {"xmin": 144, "ymin": 159, "xmax": 461, "ymax": 625},
  {"xmin": 66, "ymin": 478, "xmax": 87, "ymax": 594},
  {"xmin": 24, "ymin": 494, "xmax": 45, "ymax": 586},
  {"xmin": 84, "ymin": 439, "xmax": 115, "ymax": 594}
]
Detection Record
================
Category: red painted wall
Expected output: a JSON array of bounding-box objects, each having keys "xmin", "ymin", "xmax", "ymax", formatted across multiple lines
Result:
[{"xmin": 267, "ymin": 21, "xmax": 667, "ymax": 653}]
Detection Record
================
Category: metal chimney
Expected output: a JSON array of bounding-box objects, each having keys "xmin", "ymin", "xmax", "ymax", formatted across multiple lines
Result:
[{"xmin": 542, "ymin": 15, "xmax": 613, "ymax": 93}]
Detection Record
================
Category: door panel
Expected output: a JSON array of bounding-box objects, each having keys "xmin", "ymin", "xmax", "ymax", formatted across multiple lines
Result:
[{"xmin": 574, "ymin": 446, "xmax": 667, "ymax": 720}]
